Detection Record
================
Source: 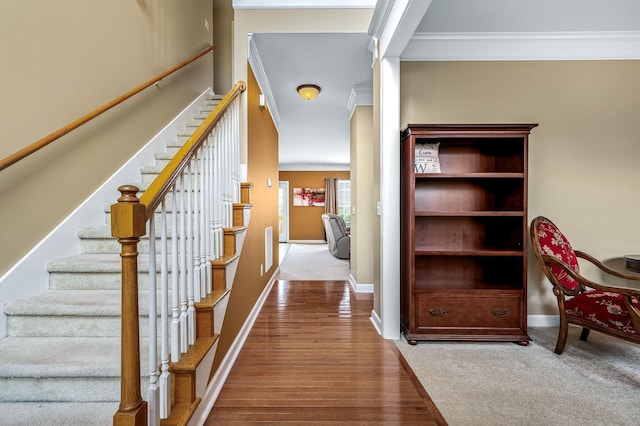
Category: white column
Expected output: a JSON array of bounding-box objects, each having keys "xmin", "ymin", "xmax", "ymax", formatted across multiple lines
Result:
[{"xmin": 379, "ymin": 56, "xmax": 401, "ymax": 340}]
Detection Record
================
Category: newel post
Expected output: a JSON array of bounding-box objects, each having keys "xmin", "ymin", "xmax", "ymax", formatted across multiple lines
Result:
[{"xmin": 111, "ymin": 185, "xmax": 148, "ymax": 426}]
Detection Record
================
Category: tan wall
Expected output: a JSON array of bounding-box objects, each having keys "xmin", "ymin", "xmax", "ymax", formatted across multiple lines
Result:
[
  {"xmin": 350, "ymin": 106, "xmax": 375, "ymax": 285},
  {"xmin": 400, "ymin": 60, "xmax": 640, "ymax": 315},
  {"xmin": 279, "ymin": 171, "xmax": 350, "ymax": 241},
  {"xmin": 214, "ymin": 63, "xmax": 280, "ymax": 369},
  {"xmin": 213, "ymin": 0, "xmax": 233, "ymax": 94},
  {"xmin": 0, "ymin": 1, "xmax": 214, "ymax": 277}
]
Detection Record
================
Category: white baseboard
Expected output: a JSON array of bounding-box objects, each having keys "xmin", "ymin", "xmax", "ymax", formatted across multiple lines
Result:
[
  {"xmin": 370, "ymin": 309, "xmax": 382, "ymax": 335},
  {"xmin": 0, "ymin": 88, "xmax": 213, "ymax": 337},
  {"xmin": 348, "ymin": 274, "xmax": 373, "ymax": 294},
  {"xmin": 286, "ymin": 240, "xmax": 325, "ymax": 244},
  {"xmin": 189, "ymin": 269, "xmax": 279, "ymax": 426},
  {"xmin": 528, "ymin": 314, "xmax": 559, "ymax": 327}
]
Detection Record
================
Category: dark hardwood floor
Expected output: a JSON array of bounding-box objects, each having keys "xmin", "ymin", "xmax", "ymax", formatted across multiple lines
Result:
[{"xmin": 205, "ymin": 280, "xmax": 447, "ymax": 425}]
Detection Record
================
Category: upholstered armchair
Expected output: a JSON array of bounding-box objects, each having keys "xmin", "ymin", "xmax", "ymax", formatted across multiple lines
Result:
[
  {"xmin": 529, "ymin": 216, "xmax": 640, "ymax": 354},
  {"xmin": 321, "ymin": 213, "xmax": 350, "ymax": 259}
]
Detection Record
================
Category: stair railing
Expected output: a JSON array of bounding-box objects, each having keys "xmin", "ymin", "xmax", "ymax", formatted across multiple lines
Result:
[
  {"xmin": 111, "ymin": 81, "xmax": 246, "ymax": 425},
  {"xmin": 0, "ymin": 46, "xmax": 215, "ymax": 173}
]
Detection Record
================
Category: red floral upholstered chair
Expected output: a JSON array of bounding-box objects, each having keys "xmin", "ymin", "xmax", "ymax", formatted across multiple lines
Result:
[{"xmin": 530, "ymin": 216, "xmax": 640, "ymax": 354}]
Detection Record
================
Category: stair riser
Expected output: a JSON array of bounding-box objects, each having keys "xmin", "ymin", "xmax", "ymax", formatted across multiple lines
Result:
[
  {"xmin": 0, "ymin": 378, "xmax": 148, "ymax": 403},
  {"xmin": 49, "ymin": 272, "xmax": 154, "ymax": 290},
  {"xmin": 49, "ymin": 260, "xmax": 217, "ymax": 290},
  {"xmin": 8, "ymin": 316, "xmax": 139, "ymax": 338},
  {"xmin": 107, "ymin": 190, "xmax": 218, "ymax": 212},
  {"xmin": 6, "ymin": 315, "xmax": 173, "ymax": 338},
  {"xmin": 81, "ymin": 236, "xmax": 224, "ymax": 255},
  {"xmin": 0, "ymin": 378, "xmax": 121, "ymax": 402}
]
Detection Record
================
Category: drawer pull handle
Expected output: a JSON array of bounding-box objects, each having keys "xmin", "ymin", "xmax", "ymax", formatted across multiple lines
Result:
[
  {"xmin": 428, "ymin": 308, "xmax": 446, "ymax": 317},
  {"xmin": 492, "ymin": 309, "xmax": 509, "ymax": 317}
]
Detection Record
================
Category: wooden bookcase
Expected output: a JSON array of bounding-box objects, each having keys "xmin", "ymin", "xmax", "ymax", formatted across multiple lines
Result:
[{"xmin": 400, "ymin": 124, "xmax": 537, "ymax": 345}]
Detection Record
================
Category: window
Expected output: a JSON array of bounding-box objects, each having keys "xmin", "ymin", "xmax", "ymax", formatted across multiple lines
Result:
[{"xmin": 337, "ymin": 179, "xmax": 351, "ymax": 229}]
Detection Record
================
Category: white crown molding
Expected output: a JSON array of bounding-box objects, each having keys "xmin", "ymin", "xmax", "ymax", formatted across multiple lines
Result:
[
  {"xmin": 402, "ymin": 31, "xmax": 640, "ymax": 61},
  {"xmin": 248, "ymin": 34, "xmax": 281, "ymax": 129},
  {"xmin": 347, "ymin": 86, "xmax": 373, "ymax": 119},
  {"xmin": 233, "ymin": 0, "xmax": 376, "ymax": 9},
  {"xmin": 368, "ymin": 0, "xmax": 395, "ymax": 39},
  {"xmin": 369, "ymin": 0, "xmax": 432, "ymax": 59}
]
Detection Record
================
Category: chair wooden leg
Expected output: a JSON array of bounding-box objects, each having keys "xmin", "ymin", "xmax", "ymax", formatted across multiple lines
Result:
[
  {"xmin": 554, "ymin": 314, "xmax": 568, "ymax": 355},
  {"xmin": 579, "ymin": 327, "xmax": 590, "ymax": 341}
]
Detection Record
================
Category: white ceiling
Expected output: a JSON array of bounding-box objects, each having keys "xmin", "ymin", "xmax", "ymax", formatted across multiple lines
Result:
[
  {"xmin": 252, "ymin": 33, "xmax": 372, "ymax": 170},
  {"xmin": 247, "ymin": 0, "xmax": 640, "ymax": 170}
]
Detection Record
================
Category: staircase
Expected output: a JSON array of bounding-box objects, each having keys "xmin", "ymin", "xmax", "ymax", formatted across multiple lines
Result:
[{"xmin": 0, "ymin": 93, "xmax": 250, "ymax": 425}]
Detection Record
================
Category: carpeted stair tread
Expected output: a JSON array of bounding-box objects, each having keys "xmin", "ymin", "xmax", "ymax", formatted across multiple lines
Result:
[
  {"xmin": 3, "ymin": 290, "xmax": 123, "ymax": 316},
  {"xmin": 0, "ymin": 402, "xmax": 117, "ymax": 426},
  {"xmin": 0, "ymin": 337, "xmax": 121, "ymax": 377},
  {"xmin": 77, "ymin": 226, "xmax": 114, "ymax": 239}
]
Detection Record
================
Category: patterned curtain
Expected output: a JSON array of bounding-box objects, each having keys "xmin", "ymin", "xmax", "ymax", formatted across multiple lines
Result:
[{"xmin": 324, "ymin": 178, "xmax": 338, "ymax": 214}]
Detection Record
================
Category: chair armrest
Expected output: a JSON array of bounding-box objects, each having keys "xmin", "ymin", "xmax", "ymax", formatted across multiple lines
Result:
[
  {"xmin": 540, "ymin": 253, "xmax": 640, "ymax": 297},
  {"xmin": 575, "ymin": 250, "xmax": 640, "ymax": 281}
]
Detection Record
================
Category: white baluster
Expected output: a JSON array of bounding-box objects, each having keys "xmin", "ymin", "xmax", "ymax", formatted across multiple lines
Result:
[
  {"xmin": 210, "ymin": 132, "xmax": 217, "ymax": 262},
  {"xmin": 193, "ymin": 151, "xmax": 202, "ymax": 303},
  {"xmin": 208, "ymin": 134, "xmax": 215, "ymax": 291},
  {"xmin": 233, "ymin": 100, "xmax": 241, "ymax": 202},
  {"xmin": 187, "ymin": 162, "xmax": 196, "ymax": 345},
  {"xmin": 215, "ymin": 129, "xmax": 223, "ymax": 256},
  {"xmin": 148, "ymin": 215, "xmax": 160, "ymax": 426},
  {"xmin": 225, "ymin": 114, "xmax": 233, "ymax": 227},
  {"xmin": 160, "ymin": 201, "xmax": 171, "ymax": 419},
  {"xmin": 171, "ymin": 185, "xmax": 181, "ymax": 362},
  {"xmin": 179, "ymin": 175, "xmax": 188, "ymax": 353},
  {"xmin": 200, "ymin": 144, "xmax": 209, "ymax": 298}
]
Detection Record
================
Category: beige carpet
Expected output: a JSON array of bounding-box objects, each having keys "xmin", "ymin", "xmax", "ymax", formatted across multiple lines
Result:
[
  {"xmin": 396, "ymin": 326, "xmax": 640, "ymax": 426},
  {"xmin": 277, "ymin": 243, "xmax": 350, "ymax": 281}
]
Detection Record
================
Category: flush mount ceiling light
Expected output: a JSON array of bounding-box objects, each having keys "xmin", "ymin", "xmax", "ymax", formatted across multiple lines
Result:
[{"xmin": 297, "ymin": 84, "xmax": 321, "ymax": 101}]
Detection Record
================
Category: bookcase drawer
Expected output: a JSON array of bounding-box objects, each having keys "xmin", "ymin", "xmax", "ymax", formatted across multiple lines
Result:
[{"xmin": 416, "ymin": 293, "xmax": 521, "ymax": 330}]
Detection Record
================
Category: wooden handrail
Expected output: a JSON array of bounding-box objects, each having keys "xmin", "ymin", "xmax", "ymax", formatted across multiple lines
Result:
[
  {"xmin": 0, "ymin": 45, "xmax": 215, "ymax": 173},
  {"xmin": 140, "ymin": 80, "xmax": 246, "ymax": 218}
]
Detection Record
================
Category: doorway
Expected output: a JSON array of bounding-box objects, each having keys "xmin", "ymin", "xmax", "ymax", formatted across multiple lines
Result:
[{"xmin": 278, "ymin": 181, "xmax": 289, "ymax": 242}]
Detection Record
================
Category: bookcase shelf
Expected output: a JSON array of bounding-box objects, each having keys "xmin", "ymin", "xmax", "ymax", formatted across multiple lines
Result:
[{"xmin": 400, "ymin": 123, "xmax": 537, "ymax": 344}]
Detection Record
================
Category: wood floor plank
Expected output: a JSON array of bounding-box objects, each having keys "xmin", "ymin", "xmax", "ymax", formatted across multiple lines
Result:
[{"xmin": 205, "ymin": 280, "xmax": 447, "ymax": 425}]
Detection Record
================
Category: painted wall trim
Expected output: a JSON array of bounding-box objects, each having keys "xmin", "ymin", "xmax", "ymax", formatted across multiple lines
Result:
[
  {"xmin": 248, "ymin": 34, "xmax": 281, "ymax": 129},
  {"xmin": 402, "ymin": 31, "xmax": 640, "ymax": 61},
  {"xmin": 347, "ymin": 86, "xmax": 373, "ymax": 119},
  {"xmin": 348, "ymin": 274, "xmax": 374, "ymax": 294},
  {"xmin": 370, "ymin": 308, "xmax": 382, "ymax": 335},
  {"xmin": 233, "ymin": 0, "xmax": 376, "ymax": 9},
  {"xmin": 528, "ymin": 314, "xmax": 560, "ymax": 328},
  {"xmin": 286, "ymin": 239, "xmax": 326, "ymax": 244},
  {"xmin": 0, "ymin": 89, "xmax": 213, "ymax": 337},
  {"xmin": 190, "ymin": 269, "xmax": 279, "ymax": 425}
]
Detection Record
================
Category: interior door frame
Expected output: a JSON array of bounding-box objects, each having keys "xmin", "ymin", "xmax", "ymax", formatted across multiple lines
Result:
[{"xmin": 278, "ymin": 181, "xmax": 289, "ymax": 242}]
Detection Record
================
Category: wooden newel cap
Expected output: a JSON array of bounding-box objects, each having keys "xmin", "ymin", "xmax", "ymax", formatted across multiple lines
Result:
[
  {"xmin": 111, "ymin": 185, "xmax": 146, "ymax": 238},
  {"xmin": 116, "ymin": 185, "xmax": 140, "ymax": 203}
]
